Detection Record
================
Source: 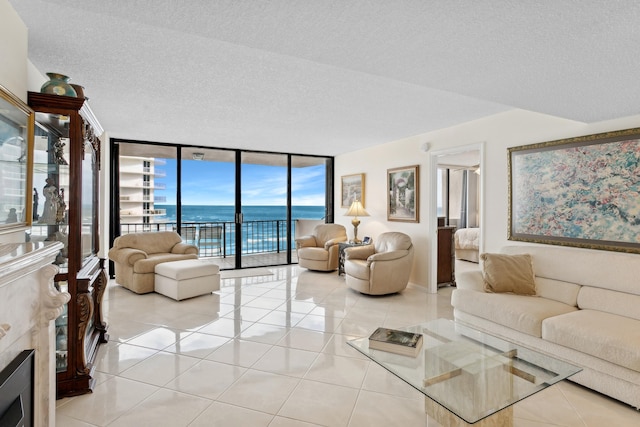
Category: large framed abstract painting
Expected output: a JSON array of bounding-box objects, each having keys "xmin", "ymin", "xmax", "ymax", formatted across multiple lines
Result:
[
  {"xmin": 387, "ymin": 165, "xmax": 419, "ymax": 222},
  {"xmin": 508, "ymin": 127, "xmax": 640, "ymax": 253}
]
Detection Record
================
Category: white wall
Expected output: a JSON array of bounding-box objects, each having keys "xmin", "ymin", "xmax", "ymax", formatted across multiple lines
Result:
[
  {"xmin": 0, "ymin": 0, "xmax": 29, "ymax": 243},
  {"xmin": 335, "ymin": 108, "xmax": 640, "ymax": 291},
  {"xmin": 335, "ymin": 134, "xmax": 432, "ymax": 288},
  {"xmin": 0, "ymin": 0, "xmax": 27, "ymax": 101}
]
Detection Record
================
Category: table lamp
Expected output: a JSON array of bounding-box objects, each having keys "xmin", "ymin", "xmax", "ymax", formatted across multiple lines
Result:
[{"xmin": 345, "ymin": 200, "xmax": 369, "ymax": 243}]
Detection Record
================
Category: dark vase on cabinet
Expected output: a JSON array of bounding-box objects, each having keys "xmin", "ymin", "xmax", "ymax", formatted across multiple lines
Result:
[{"xmin": 28, "ymin": 92, "xmax": 108, "ymax": 399}]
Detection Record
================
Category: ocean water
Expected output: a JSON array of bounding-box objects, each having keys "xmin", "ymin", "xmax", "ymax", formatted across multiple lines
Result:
[
  {"xmin": 154, "ymin": 205, "xmax": 325, "ymax": 255},
  {"xmin": 157, "ymin": 205, "xmax": 325, "ymax": 222}
]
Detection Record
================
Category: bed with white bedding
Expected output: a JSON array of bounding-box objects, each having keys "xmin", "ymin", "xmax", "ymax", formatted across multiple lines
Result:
[{"xmin": 454, "ymin": 227, "xmax": 480, "ymax": 262}]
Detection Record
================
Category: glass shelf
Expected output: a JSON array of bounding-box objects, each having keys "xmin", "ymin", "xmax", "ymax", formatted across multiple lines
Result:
[
  {"xmin": 55, "ymin": 281, "xmax": 68, "ymax": 373},
  {"xmin": 30, "ymin": 121, "xmax": 70, "ymax": 267}
]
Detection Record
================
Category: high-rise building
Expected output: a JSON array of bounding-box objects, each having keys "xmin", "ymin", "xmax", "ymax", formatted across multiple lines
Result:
[{"xmin": 118, "ymin": 156, "xmax": 166, "ymax": 224}]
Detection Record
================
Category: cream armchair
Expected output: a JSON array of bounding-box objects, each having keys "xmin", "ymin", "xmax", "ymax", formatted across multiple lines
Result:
[
  {"xmin": 108, "ymin": 231, "xmax": 198, "ymax": 294},
  {"xmin": 344, "ymin": 231, "xmax": 414, "ymax": 295},
  {"xmin": 295, "ymin": 224, "xmax": 348, "ymax": 271}
]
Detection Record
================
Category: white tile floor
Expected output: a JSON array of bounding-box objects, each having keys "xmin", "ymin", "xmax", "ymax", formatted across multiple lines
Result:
[{"xmin": 56, "ymin": 264, "xmax": 640, "ymax": 426}]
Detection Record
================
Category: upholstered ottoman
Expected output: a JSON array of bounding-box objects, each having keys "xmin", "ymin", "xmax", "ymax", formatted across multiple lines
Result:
[{"xmin": 154, "ymin": 259, "xmax": 220, "ymax": 300}]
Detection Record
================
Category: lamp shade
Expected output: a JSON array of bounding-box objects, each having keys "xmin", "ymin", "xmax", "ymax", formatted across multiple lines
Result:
[{"xmin": 345, "ymin": 200, "xmax": 369, "ymax": 217}]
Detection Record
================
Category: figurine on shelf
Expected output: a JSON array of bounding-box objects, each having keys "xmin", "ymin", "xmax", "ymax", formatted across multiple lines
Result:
[
  {"xmin": 39, "ymin": 177, "xmax": 59, "ymax": 224},
  {"xmin": 47, "ymin": 230, "xmax": 69, "ymax": 265},
  {"xmin": 33, "ymin": 188, "xmax": 39, "ymax": 220},
  {"xmin": 56, "ymin": 325, "xmax": 67, "ymax": 351},
  {"xmin": 56, "ymin": 188, "xmax": 67, "ymax": 224},
  {"xmin": 53, "ymin": 137, "xmax": 68, "ymax": 165},
  {"xmin": 5, "ymin": 208, "xmax": 17, "ymax": 223}
]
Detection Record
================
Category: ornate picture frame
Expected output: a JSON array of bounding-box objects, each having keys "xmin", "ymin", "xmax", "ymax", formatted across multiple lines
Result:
[
  {"xmin": 341, "ymin": 173, "xmax": 365, "ymax": 208},
  {"xmin": 387, "ymin": 165, "xmax": 419, "ymax": 222},
  {"xmin": 0, "ymin": 85, "xmax": 34, "ymax": 231},
  {"xmin": 508, "ymin": 127, "xmax": 640, "ymax": 253}
]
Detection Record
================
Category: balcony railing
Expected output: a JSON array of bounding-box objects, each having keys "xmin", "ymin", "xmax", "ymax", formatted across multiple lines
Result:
[
  {"xmin": 119, "ymin": 195, "xmax": 167, "ymax": 202},
  {"xmin": 118, "ymin": 219, "xmax": 318, "ymax": 258},
  {"xmin": 141, "ymin": 182, "xmax": 166, "ymax": 189},
  {"xmin": 143, "ymin": 209, "xmax": 167, "ymax": 216},
  {"xmin": 141, "ymin": 167, "xmax": 166, "ymax": 177},
  {"xmin": 120, "ymin": 209, "xmax": 167, "ymax": 217}
]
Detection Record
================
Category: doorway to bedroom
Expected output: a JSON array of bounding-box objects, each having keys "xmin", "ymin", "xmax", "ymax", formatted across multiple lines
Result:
[
  {"xmin": 437, "ymin": 154, "xmax": 480, "ymax": 229},
  {"xmin": 429, "ymin": 143, "xmax": 483, "ymax": 293}
]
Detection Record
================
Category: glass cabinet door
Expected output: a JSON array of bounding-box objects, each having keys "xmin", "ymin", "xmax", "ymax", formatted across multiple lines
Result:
[
  {"xmin": 0, "ymin": 87, "xmax": 33, "ymax": 231},
  {"xmin": 81, "ymin": 139, "xmax": 97, "ymax": 262},
  {"xmin": 31, "ymin": 115, "xmax": 70, "ymax": 268},
  {"xmin": 55, "ymin": 280, "xmax": 69, "ymax": 373}
]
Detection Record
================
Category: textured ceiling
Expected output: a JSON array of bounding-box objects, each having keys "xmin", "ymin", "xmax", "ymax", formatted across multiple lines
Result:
[{"xmin": 9, "ymin": 1, "xmax": 640, "ymax": 155}]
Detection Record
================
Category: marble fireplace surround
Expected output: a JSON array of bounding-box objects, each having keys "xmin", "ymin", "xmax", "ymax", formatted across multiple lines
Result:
[{"xmin": 0, "ymin": 241, "xmax": 68, "ymax": 427}]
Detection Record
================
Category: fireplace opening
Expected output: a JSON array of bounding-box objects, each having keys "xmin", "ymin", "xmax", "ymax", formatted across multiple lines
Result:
[{"xmin": 0, "ymin": 350, "xmax": 34, "ymax": 427}]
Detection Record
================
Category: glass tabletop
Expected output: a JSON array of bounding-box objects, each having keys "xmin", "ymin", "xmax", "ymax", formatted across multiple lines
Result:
[{"xmin": 348, "ymin": 319, "xmax": 581, "ymax": 424}]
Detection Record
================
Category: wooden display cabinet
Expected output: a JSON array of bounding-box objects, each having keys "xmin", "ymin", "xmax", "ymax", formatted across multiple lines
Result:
[{"xmin": 28, "ymin": 92, "xmax": 108, "ymax": 398}]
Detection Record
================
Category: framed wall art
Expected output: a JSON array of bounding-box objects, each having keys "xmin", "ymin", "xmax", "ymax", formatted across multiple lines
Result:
[
  {"xmin": 508, "ymin": 127, "xmax": 640, "ymax": 253},
  {"xmin": 387, "ymin": 165, "xmax": 419, "ymax": 222},
  {"xmin": 341, "ymin": 173, "xmax": 365, "ymax": 208},
  {"xmin": 0, "ymin": 85, "xmax": 34, "ymax": 231}
]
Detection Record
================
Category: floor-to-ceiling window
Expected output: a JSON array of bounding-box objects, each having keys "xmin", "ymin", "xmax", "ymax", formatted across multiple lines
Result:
[
  {"xmin": 110, "ymin": 140, "xmax": 333, "ymax": 270},
  {"xmin": 291, "ymin": 155, "xmax": 328, "ymax": 262},
  {"xmin": 240, "ymin": 152, "xmax": 288, "ymax": 267},
  {"xmin": 179, "ymin": 147, "xmax": 237, "ymax": 267},
  {"xmin": 113, "ymin": 142, "xmax": 177, "ymax": 234}
]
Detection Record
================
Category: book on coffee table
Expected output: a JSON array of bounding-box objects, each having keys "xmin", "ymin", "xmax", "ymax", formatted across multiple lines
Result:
[{"xmin": 368, "ymin": 327, "xmax": 423, "ymax": 357}]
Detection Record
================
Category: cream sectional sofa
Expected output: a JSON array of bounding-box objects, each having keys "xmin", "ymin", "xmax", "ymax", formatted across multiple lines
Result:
[{"xmin": 451, "ymin": 245, "xmax": 640, "ymax": 408}]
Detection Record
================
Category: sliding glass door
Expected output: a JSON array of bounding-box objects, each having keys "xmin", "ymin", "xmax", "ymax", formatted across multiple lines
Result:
[
  {"xmin": 180, "ymin": 147, "xmax": 236, "ymax": 268},
  {"xmin": 240, "ymin": 152, "xmax": 288, "ymax": 267},
  {"xmin": 291, "ymin": 156, "xmax": 328, "ymax": 262},
  {"xmin": 111, "ymin": 140, "xmax": 333, "ymax": 270}
]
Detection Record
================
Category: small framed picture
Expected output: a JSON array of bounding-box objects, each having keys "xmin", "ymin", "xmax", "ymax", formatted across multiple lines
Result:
[
  {"xmin": 341, "ymin": 173, "xmax": 365, "ymax": 208},
  {"xmin": 362, "ymin": 236, "xmax": 371, "ymax": 245}
]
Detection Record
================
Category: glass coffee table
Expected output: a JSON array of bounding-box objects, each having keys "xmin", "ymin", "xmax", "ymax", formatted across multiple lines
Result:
[{"xmin": 348, "ymin": 319, "xmax": 581, "ymax": 426}]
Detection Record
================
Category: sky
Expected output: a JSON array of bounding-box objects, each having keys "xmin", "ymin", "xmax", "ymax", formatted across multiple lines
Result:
[{"xmin": 157, "ymin": 158, "xmax": 326, "ymax": 206}]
